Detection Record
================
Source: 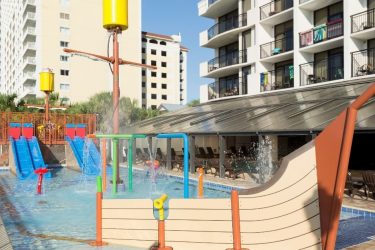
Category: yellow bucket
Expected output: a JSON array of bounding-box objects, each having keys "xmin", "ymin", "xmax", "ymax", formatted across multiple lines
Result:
[
  {"xmin": 39, "ymin": 69, "xmax": 54, "ymax": 92},
  {"xmin": 103, "ymin": 0, "xmax": 128, "ymax": 31}
]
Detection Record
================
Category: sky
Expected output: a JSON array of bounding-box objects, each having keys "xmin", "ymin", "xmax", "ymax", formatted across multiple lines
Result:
[{"xmin": 142, "ymin": 0, "xmax": 214, "ymax": 102}]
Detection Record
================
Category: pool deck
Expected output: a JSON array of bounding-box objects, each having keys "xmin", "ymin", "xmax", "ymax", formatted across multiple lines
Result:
[{"xmin": 0, "ymin": 215, "xmax": 13, "ymax": 250}]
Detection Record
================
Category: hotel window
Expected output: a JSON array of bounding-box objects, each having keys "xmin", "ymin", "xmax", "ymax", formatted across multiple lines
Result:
[
  {"xmin": 162, "ymin": 84, "xmax": 167, "ymax": 89},
  {"xmin": 60, "ymin": 41, "xmax": 69, "ymax": 47},
  {"xmin": 161, "ymin": 51, "xmax": 167, "ymax": 56},
  {"xmin": 60, "ymin": 55, "xmax": 68, "ymax": 61},
  {"xmin": 161, "ymin": 62, "xmax": 167, "ymax": 67},
  {"xmin": 162, "ymin": 73, "xmax": 167, "ymax": 78},
  {"xmin": 151, "ymin": 72, "xmax": 157, "ymax": 77},
  {"xmin": 59, "ymin": 0, "xmax": 70, "ymax": 6},
  {"xmin": 60, "ymin": 13, "xmax": 70, "ymax": 20},
  {"xmin": 60, "ymin": 70, "xmax": 69, "ymax": 76},
  {"xmin": 142, "ymin": 59, "xmax": 146, "ymax": 64},
  {"xmin": 151, "ymin": 49, "xmax": 157, "ymax": 55},
  {"xmin": 162, "ymin": 95, "xmax": 167, "ymax": 100},
  {"xmin": 60, "ymin": 83, "xmax": 70, "ymax": 90},
  {"xmin": 60, "ymin": 27, "xmax": 70, "ymax": 36},
  {"xmin": 142, "ymin": 82, "xmax": 146, "ymax": 87},
  {"xmin": 142, "ymin": 48, "xmax": 146, "ymax": 53},
  {"xmin": 151, "ymin": 94, "xmax": 157, "ymax": 99},
  {"xmin": 142, "ymin": 70, "xmax": 146, "ymax": 76},
  {"xmin": 142, "ymin": 93, "xmax": 146, "ymax": 99},
  {"xmin": 160, "ymin": 41, "xmax": 167, "ymax": 46},
  {"xmin": 151, "ymin": 105, "xmax": 157, "ymax": 110},
  {"xmin": 151, "ymin": 83, "xmax": 157, "ymax": 88},
  {"xmin": 150, "ymin": 39, "xmax": 157, "ymax": 44},
  {"xmin": 151, "ymin": 60, "xmax": 157, "ymax": 66}
]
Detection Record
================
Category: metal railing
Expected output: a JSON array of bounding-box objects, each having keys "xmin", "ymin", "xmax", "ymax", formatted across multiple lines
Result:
[
  {"xmin": 0, "ymin": 112, "xmax": 97, "ymax": 145},
  {"xmin": 260, "ymin": 36, "xmax": 293, "ymax": 59},
  {"xmin": 260, "ymin": 68, "xmax": 294, "ymax": 92},
  {"xmin": 351, "ymin": 8, "xmax": 375, "ymax": 33},
  {"xmin": 208, "ymin": 82, "xmax": 218, "ymax": 100},
  {"xmin": 260, "ymin": 0, "xmax": 293, "ymax": 20},
  {"xmin": 208, "ymin": 14, "xmax": 247, "ymax": 40},
  {"xmin": 219, "ymin": 78, "xmax": 242, "ymax": 97},
  {"xmin": 351, "ymin": 48, "xmax": 375, "ymax": 77},
  {"xmin": 208, "ymin": 50, "xmax": 247, "ymax": 72},
  {"xmin": 299, "ymin": 19, "xmax": 343, "ymax": 48},
  {"xmin": 299, "ymin": 54, "xmax": 344, "ymax": 86}
]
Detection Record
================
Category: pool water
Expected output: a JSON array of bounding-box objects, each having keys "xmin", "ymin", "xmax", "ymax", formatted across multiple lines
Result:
[
  {"xmin": 0, "ymin": 167, "xmax": 229, "ymax": 249},
  {"xmin": 0, "ymin": 167, "xmax": 374, "ymax": 249}
]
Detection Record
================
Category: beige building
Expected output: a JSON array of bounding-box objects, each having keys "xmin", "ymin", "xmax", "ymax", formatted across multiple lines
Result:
[
  {"xmin": 141, "ymin": 32, "xmax": 188, "ymax": 109},
  {"xmin": 0, "ymin": 0, "xmax": 142, "ymax": 104}
]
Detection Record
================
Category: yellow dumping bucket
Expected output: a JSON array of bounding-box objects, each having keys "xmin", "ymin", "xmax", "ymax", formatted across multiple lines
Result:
[
  {"xmin": 39, "ymin": 69, "xmax": 54, "ymax": 92},
  {"xmin": 103, "ymin": 0, "xmax": 128, "ymax": 31}
]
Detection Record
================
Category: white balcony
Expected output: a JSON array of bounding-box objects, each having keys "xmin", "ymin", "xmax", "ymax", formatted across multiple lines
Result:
[
  {"xmin": 22, "ymin": 12, "xmax": 36, "ymax": 28},
  {"xmin": 200, "ymin": 13, "xmax": 248, "ymax": 48},
  {"xmin": 23, "ymin": 27, "xmax": 36, "ymax": 41},
  {"xmin": 200, "ymin": 61, "xmax": 209, "ymax": 78},
  {"xmin": 22, "ymin": 72, "xmax": 37, "ymax": 86},
  {"xmin": 260, "ymin": 0, "xmax": 293, "ymax": 26},
  {"xmin": 299, "ymin": 0, "xmax": 341, "ymax": 11},
  {"xmin": 23, "ymin": 57, "xmax": 36, "ymax": 68},
  {"xmin": 351, "ymin": 9, "xmax": 375, "ymax": 41},
  {"xmin": 198, "ymin": 0, "xmax": 238, "ymax": 19},
  {"xmin": 23, "ymin": 42, "xmax": 36, "ymax": 54},
  {"xmin": 22, "ymin": 0, "xmax": 36, "ymax": 15},
  {"xmin": 247, "ymin": 73, "xmax": 260, "ymax": 95}
]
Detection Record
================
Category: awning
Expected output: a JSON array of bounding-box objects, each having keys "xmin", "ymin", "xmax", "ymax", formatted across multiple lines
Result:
[{"xmin": 125, "ymin": 78, "xmax": 375, "ymax": 135}]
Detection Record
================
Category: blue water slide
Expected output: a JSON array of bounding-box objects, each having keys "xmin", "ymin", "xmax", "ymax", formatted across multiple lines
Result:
[
  {"xmin": 66, "ymin": 136, "xmax": 100, "ymax": 175},
  {"xmin": 10, "ymin": 136, "xmax": 50, "ymax": 180}
]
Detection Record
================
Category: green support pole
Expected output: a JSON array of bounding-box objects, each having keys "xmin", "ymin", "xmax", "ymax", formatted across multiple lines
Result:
[
  {"xmin": 96, "ymin": 176, "xmax": 102, "ymax": 193},
  {"xmin": 128, "ymin": 138, "xmax": 133, "ymax": 192},
  {"xmin": 112, "ymin": 139, "xmax": 118, "ymax": 194}
]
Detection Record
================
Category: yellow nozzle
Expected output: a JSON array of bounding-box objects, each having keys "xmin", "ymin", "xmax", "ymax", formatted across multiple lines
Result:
[{"xmin": 154, "ymin": 194, "xmax": 168, "ymax": 220}]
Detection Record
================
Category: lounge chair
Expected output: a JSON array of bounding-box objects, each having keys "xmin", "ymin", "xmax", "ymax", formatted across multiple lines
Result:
[
  {"xmin": 198, "ymin": 147, "xmax": 209, "ymax": 158},
  {"xmin": 362, "ymin": 171, "xmax": 375, "ymax": 199},
  {"xmin": 345, "ymin": 171, "xmax": 365, "ymax": 198},
  {"xmin": 206, "ymin": 147, "xmax": 218, "ymax": 158}
]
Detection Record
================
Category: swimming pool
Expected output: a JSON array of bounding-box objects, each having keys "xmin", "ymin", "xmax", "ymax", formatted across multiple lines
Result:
[{"xmin": 0, "ymin": 167, "xmax": 374, "ymax": 249}]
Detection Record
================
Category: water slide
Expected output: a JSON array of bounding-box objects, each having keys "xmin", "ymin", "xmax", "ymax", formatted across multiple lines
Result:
[
  {"xmin": 10, "ymin": 136, "xmax": 51, "ymax": 180},
  {"xmin": 66, "ymin": 136, "xmax": 100, "ymax": 175}
]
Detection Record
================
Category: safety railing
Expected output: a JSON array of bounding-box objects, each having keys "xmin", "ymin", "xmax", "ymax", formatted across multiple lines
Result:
[
  {"xmin": 260, "ymin": 36, "xmax": 294, "ymax": 59},
  {"xmin": 260, "ymin": 0, "xmax": 293, "ymax": 20},
  {"xmin": 208, "ymin": 50, "xmax": 247, "ymax": 72},
  {"xmin": 351, "ymin": 48, "xmax": 375, "ymax": 77},
  {"xmin": 260, "ymin": 68, "xmax": 294, "ymax": 92},
  {"xmin": 208, "ymin": 82, "xmax": 218, "ymax": 100},
  {"xmin": 208, "ymin": 13, "xmax": 247, "ymax": 40},
  {"xmin": 299, "ymin": 55, "xmax": 344, "ymax": 86},
  {"xmin": 300, "ymin": 19, "xmax": 343, "ymax": 48},
  {"xmin": 351, "ymin": 8, "xmax": 375, "ymax": 33}
]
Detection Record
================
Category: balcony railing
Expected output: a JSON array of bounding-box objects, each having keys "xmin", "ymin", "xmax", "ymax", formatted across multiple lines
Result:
[
  {"xmin": 208, "ymin": 50, "xmax": 247, "ymax": 72},
  {"xmin": 208, "ymin": 14, "xmax": 247, "ymax": 40},
  {"xmin": 299, "ymin": 0, "xmax": 311, "ymax": 4},
  {"xmin": 260, "ymin": 36, "xmax": 293, "ymax": 59},
  {"xmin": 260, "ymin": 68, "xmax": 294, "ymax": 92},
  {"xmin": 351, "ymin": 8, "xmax": 375, "ymax": 33},
  {"xmin": 208, "ymin": 82, "xmax": 218, "ymax": 100},
  {"xmin": 300, "ymin": 19, "xmax": 343, "ymax": 48},
  {"xmin": 299, "ymin": 54, "xmax": 344, "ymax": 86},
  {"xmin": 260, "ymin": 0, "xmax": 293, "ymax": 20},
  {"xmin": 351, "ymin": 48, "xmax": 375, "ymax": 77}
]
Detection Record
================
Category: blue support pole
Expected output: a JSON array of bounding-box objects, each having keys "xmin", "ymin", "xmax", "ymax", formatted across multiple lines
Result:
[{"xmin": 156, "ymin": 133, "xmax": 189, "ymax": 198}]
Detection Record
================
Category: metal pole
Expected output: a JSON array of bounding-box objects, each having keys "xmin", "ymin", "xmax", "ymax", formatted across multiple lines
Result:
[
  {"xmin": 227, "ymin": 190, "xmax": 248, "ymax": 250},
  {"xmin": 102, "ymin": 139, "xmax": 107, "ymax": 193},
  {"xmin": 128, "ymin": 139, "xmax": 133, "ymax": 192},
  {"xmin": 113, "ymin": 30, "xmax": 121, "ymax": 183},
  {"xmin": 45, "ymin": 92, "xmax": 49, "ymax": 124},
  {"xmin": 112, "ymin": 139, "xmax": 118, "ymax": 194}
]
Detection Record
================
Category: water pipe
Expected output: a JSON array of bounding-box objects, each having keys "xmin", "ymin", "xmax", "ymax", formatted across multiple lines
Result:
[
  {"xmin": 88, "ymin": 134, "xmax": 146, "ymax": 194},
  {"xmin": 198, "ymin": 167, "xmax": 204, "ymax": 198},
  {"xmin": 101, "ymin": 139, "xmax": 107, "ymax": 192},
  {"xmin": 152, "ymin": 194, "xmax": 173, "ymax": 250},
  {"xmin": 34, "ymin": 168, "xmax": 49, "ymax": 195},
  {"xmin": 90, "ymin": 176, "xmax": 107, "ymax": 246},
  {"xmin": 156, "ymin": 133, "xmax": 189, "ymax": 198},
  {"xmin": 112, "ymin": 139, "xmax": 118, "ymax": 195},
  {"xmin": 227, "ymin": 190, "xmax": 248, "ymax": 250}
]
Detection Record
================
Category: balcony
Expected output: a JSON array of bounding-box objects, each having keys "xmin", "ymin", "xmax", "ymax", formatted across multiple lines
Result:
[
  {"xmin": 204, "ymin": 50, "xmax": 248, "ymax": 78},
  {"xmin": 260, "ymin": 0, "xmax": 293, "ymax": 25},
  {"xmin": 299, "ymin": 0, "xmax": 342, "ymax": 11},
  {"xmin": 22, "ymin": 12, "xmax": 36, "ymax": 28},
  {"xmin": 299, "ymin": 19, "xmax": 343, "ymax": 53},
  {"xmin": 260, "ymin": 68, "xmax": 294, "ymax": 92},
  {"xmin": 260, "ymin": 36, "xmax": 293, "ymax": 63},
  {"xmin": 22, "ymin": 0, "xmax": 36, "ymax": 15},
  {"xmin": 351, "ymin": 9, "xmax": 375, "ymax": 40},
  {"xmin": 201, "ymin": 14, "xmax": 247, "ymax": 48},
  {"xmin": 198, "ymin": 0, "xmax": 238, "ymax": 19},
  {"xmin": 23, "ymin": 57, "xmax": 36, "ymax": 69},
  {"xmin": 299, "ymin": 54, "xmax": 344, "ymax": 86},
  {"xmin": 23, "ymin": 42, "xmax": 36, "ymax": 56},
  {"xmin": 23, "ymin": 27, "xmax": 36, "ymax": 42},
  {"xmin": 351, "ymin": 48, "xmax": 375, "ymax": 77},
  {"xmin": 22, "ymin": 72, "xmax": 37, "ymax": 86},
  {"xmin": 208, "ymin": 82, "xmax": 218, "ymax": 100}
]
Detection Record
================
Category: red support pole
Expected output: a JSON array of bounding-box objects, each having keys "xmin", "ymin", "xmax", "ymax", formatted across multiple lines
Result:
[
  {"xmin": 227, "ymin": 190, "xmax": 248, "ymax": 250},
  {"xmin": 113, "ymin": 29, "xmax": 121, "ymax": 183}
]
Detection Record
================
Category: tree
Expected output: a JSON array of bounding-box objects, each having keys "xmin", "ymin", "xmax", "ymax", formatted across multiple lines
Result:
[
  {"xmin": 0, "ymin": 94, "xmax": 18, "ymax": 111},
  {"xmin": 187, "ymin": 99, "xmax": 200, "ymax": 107}
]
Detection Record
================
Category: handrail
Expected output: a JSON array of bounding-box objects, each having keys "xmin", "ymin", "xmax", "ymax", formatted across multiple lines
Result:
[
  {"xmin": 351, "ymin": 8, "xmax": 375, "ymax": 33},
  {"xmin": 207, "ymin": 13, "xmax": 247, "ymax": 40},
  {"xmin": 260, "ymin": 0, "xmax": 293, "ymax": 20},
  {"xmin": 260, "ymin": 36, "xmax": 293, "ymax": 58},
  {"xmin": 299, "ymin": 19, "xmax": 343, "ymax": 48},
  {"xmin": 208, "ymin": 50, "xmax": 247, "ymax": 72}
]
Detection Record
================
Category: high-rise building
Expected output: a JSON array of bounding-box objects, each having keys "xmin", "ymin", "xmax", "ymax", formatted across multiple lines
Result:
[
  {"xmin": 141, "ymin": 32, "xmax": 188, "ymax": 109},
  {"xmin": 0, "ymin": 0, "xmax": 142, "ymax": 104},
  {"xmin": 198, "ymin": 0, "xmax": 375, "ymax": 102}
]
